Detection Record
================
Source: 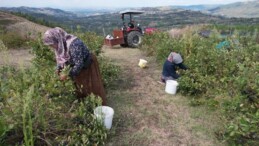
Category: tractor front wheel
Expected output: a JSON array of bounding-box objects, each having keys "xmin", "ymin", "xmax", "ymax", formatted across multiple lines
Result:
[{"xmin": 127, "ymin": 31, "xmax": 142, "ymax": 48}]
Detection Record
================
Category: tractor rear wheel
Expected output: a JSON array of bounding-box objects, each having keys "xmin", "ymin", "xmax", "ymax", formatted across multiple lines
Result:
[
  {"xmin": 120, "ymin": 44, "xmax": 128, "ymax": 47},
  {"xmin": 127, "ymin": 31, "xmax": 142, "ymax": 48}
]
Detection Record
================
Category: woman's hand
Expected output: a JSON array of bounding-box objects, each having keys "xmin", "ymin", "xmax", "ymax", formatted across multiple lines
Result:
[
  {"xmin": 60, "ymin": 74, "xmax": 68, "ymax": 81},
  {"xmin": 55, "ymin": 69, "xmax": 61, "ymax": 75}
]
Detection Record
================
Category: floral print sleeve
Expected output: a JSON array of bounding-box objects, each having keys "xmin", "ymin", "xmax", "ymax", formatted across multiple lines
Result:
[{"xmin": 68, "ymin": 39, "xmax": 89, "ymax": 78}]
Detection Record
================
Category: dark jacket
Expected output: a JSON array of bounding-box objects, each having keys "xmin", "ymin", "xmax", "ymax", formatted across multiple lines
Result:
[
  {"xmin": 57, "ymin": 38, "xmax": 91, "ymax": 78},
  {"xmin": 162, "ymin": 60, "xmax": 187, "ymax": 79}
]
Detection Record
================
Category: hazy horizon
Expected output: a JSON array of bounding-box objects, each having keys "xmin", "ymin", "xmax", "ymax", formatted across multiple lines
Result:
[{"xmin": 0, "ymin": 0, "xmax": 254, "ymax": 9}]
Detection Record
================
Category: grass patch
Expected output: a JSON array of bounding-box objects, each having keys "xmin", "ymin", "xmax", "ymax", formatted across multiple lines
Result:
[
  {"xmin": 0, "ymin": 32, "xmax": 29, "ymax": 48},
  {"xmin": 0, "ymin": 19, "xmax": 16, "ymax": 26}
]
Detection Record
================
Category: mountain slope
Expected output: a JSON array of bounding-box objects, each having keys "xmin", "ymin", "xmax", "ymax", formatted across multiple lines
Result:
[
  {"xmin": 2, "ymin": 7, "xmax": 230, "ymax": 34},
  {"xmin": 173, "ymin": 4, "xmax": 221, "ymax": 11},
  {"xmin": 0, "ymin": 6, "xmax": 76, "ymax": 17},
  {"xmin": 209, "ymin": 0, "xmax": 259, "ymax": 18},
  {"xmin": 0, "ymin": 11, "xmax": 49, "ymax": 39},
  {"xmin": 1, "ymin": 6, "xmax": 259, "ymax": 36}
]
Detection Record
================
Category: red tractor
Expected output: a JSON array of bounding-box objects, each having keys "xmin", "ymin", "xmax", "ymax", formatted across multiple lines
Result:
[{"xmin": 104, "ymin": 10, "xmax": 157, "ymax": 48}]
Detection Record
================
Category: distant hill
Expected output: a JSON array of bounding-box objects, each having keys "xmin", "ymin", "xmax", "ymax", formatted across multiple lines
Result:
[
  {"xmin": 173, "ymin": 4, "xmax": 221, "ymax": 11},
  {"xmin": 208, "ymin": 0, "xmax": 259, "ymax": 18},
  {"xmin": 0, "ymin": 7, "xmax": 74, "ymax": 30},
  {"xmin": 68, "ymin": 8, "xmax": 126, "ymax": 17},
  {"xmin": 0, "ymin": 11, "xmax": 49, "ymax": 39},
  {"xmin": 0, "ymin": 6, "xmax": 76, "ymax": 18},
  {"xmin": 4, "ymin": 6, "xmax": 229, "ymax": 34},
  {"xmin": 1, "ymin": 6, "xmax": 259, "ymax": 36}
]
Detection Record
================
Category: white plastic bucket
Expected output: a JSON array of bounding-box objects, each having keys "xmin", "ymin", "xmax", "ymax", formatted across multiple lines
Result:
[
  {"xmin": 138, "ymin": 59, "xmax": 147, "ymax": 68},
  {"xmin": 165, "ymin": 80, "xmax": 179, "ymax": 95},
  {"xmin": 94, "ymin": 106, "xmax": 114, "ymax": 129}
]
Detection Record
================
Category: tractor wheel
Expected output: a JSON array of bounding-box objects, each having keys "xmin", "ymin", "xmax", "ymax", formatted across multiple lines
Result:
[
  {"xmin": 127, "ymin": 31, "xmax": 142, "ymax": 48},
  {"xmin": 120, "ymin": 44, "xmax": 128, "ymax": 47}
]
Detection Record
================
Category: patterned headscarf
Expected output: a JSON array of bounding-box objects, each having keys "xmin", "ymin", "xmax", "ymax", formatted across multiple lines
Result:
[
  {"xmin": 43, "ymin": 27, "xmax": 77, "ymax": 67},
  {"xmin": 167, "ymin": 52, "xmax": 183, "ymax": 64}
]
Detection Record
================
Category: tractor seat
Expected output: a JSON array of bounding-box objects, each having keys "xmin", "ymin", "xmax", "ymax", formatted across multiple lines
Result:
[{"xmin": 128, "ymin": 22, "xmax": 135, "ymax": 28}]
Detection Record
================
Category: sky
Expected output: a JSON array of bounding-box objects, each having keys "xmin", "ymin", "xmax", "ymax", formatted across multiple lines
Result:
[{"xmin": 0, "ymin": 0, "xmax": 253, "ymax": 9}]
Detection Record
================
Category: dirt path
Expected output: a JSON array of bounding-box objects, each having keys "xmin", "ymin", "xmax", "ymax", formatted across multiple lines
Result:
[{"xmin": 103, "ymin": 46, "xmax": 224, "ymax": 146}]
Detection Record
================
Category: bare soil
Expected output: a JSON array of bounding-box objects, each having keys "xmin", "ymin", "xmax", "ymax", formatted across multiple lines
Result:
[{"xmin": 103, "ymin": 46, "xmax": 224, "ymax": 146}]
